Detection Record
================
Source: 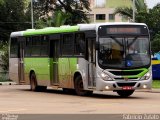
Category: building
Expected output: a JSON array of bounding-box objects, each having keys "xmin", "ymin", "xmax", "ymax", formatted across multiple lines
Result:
[{"xmin": 88, "ymin": 0, "xmax": 145, "ymax": 23}]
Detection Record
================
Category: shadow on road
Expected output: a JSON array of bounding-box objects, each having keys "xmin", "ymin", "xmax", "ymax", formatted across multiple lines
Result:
[{"xmin": 19, "ymin": 87, "xmax": 143, "ymax": 99}]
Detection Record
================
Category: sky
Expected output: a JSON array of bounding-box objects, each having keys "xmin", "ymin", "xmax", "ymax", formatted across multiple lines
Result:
[{"xmin": 146, "ymin": 0, "xmax": 160, "ymax": 8}]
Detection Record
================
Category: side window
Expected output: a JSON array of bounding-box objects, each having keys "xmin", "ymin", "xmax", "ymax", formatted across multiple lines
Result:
[
  {"xmin": 41, "ymin": 36, "xmax": 49, "ymax": 56},
  {"xmin": 75, "ymin": 33, "xmax": 85, "ymax": 56},
  {"xmin": 61, "ymin": 34, "xmax": 74, "ymax": 56},
  {"xmin": 25, "ymin": 37, "xmax": 32, "ymax": 57},
  {"xmin": 31, "ymin": 36, "xmax": 41, "ymax": 56},
  {"xmin": 10, "ymin": 38, "xmax": 18, "ymax": 58},
  {"xmin": 25, "ymin": 36, "xmax": 49, "ymax": 57}
]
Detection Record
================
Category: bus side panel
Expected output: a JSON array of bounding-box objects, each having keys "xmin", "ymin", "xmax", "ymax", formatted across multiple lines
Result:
[
  {"xmin": 58, "ymin": 58, "xmax": 77, "ymax": 89},
  {"xmin": 78, "ymin": 58, "xmax": 89, "ymax": 90},
  {"xmin": 9, "ymin": 58, "xmax": 19, "ymax": 84},
  {"xmin": 69, "ymin": 58, "xmax": 78, "ymax": 88},
  {"xmin": 24, "ymin": 58, "xmax": 50, "ymax": 86}
]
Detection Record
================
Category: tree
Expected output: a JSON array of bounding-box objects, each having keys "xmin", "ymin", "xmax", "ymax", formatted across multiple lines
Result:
[
  {"xmin": 114, "ymin": 0, "xmax": 147, "ymax": 22},
  {"xmin": 35, "ymin": 10, "xmax": 71, "ymax": 28},
  {"xmin": 151, "ymin": 33, "xmax": 160, "ymax": 54},
  {"xmin": 0, "ymin": 0, "xmax": 30, "ymax": 42},
  {"xmin": 147, "ymin": 4, "xmax": 160, "ymax": 38},
  {"xmin": 0, "ymin": 41, "xmax": 8, "ymax": 72},
  {"xmin": 55, "ymin": 0, "xmax": 91, "ymax": 25},
  {"xmin": 31, "ymin": 0, "xmax": 90, "ymax": 26}
]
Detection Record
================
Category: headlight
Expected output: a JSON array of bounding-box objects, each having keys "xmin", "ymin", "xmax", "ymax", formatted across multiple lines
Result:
[
  {"xmin": 141, "ymin": 71, "xmax": 151, "ymax": 80},
  {"xmin": 100, "ymin": 72, "xmax": 112, "ymax": 81}
]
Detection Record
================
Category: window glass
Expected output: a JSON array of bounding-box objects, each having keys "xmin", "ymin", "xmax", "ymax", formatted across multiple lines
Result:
[
  {"xmin": 96, "ymin": 14, "xmax": 105, "ymax": 20},
  {"xmin": 61, "ymin": 34, "xmax": 74, "ymax": 56},
  {"xmin": 25, "ymin": 36, "xmax": 49, "ymax": 57},
  {"xmin": 32, "ymin": 36, "xmax": 41, "ymax": 46},
  {"xmin": 41, "ymin": 36, "xmax": 48, "ymax": 56},
  {"xmin": 75, "ymin": 33, "xmax": 85, "ymax": 55},
  {"xmin": 32, "ymin": 46, "xmax": 41, "ymax": 56},
  {"xmin": 25, "ymin": 37, "xmax": 32, "ymax": 57},
  {"xmin": 10, "ymin": 38, "xmax": 18, "ymax": 58},
  {"xmin": 109, "ymin": 14, "xmax": 115, "ymax": 21}
]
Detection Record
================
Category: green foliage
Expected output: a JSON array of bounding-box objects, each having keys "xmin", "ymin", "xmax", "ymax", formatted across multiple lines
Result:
[
  {"xmin": 147, "ymin": 4, "xmax": 160, "ymax": 38},
  {"xmin": 35, "ymin": 10, "xmax": 71, "ymax": 28},
  {"xmin": 0, "ymin": 0, "xmax": 30, "ymax": 42},
  {"xmin": 114, "ymin": 0, "xmax": 147, "ymax": 22},
  {"xmin": 0, "ymin": 0, "xmax": 4, "ymax": 5},
  {"xmin": 32, "ymin": 0, "xmax": 90, "ymax": 26},
  {"xmin": 55, "ymin": 0, "xmax": 91, "ymax": 25},
  {"xmin": 114, "ymin": 7, "xmax": 132, "ymax": 19},
  {"xmin": 151, "ymin": 33, "xmax": 160, "ymax": 54},
  {"xmin": 35, "ymin": 19, "xmax": 47, "ymax": 29},
  {"xmin": 53, "ymin": 10, "xmax": 71, "ymax": 27},
  {"xmin": 0, "ymin": 42, "xmax": 9, "ymax": 72}
]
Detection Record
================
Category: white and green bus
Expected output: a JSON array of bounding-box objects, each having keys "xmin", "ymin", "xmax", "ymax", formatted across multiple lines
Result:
[{"xmin": 9, "ymin": 22, "xmax": 152, "ymax": 97}]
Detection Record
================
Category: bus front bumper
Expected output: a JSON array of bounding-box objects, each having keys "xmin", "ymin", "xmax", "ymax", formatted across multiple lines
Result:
[{"xmin": 96, "ymin": 77, "xmax": 152, "ymax": 91}]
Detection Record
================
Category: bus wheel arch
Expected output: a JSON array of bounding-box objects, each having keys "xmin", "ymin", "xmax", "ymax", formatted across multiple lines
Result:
[
  {"xmin": 30, "ymin": 70, "xmax": 38, "ymax": 91},
  {"xmin": 30, "ymin": 70, "xmax": 47, "ymax": 92},
  {"xmin": 74, "ymin": 72, "xmax": 93, "ymax": 96}
]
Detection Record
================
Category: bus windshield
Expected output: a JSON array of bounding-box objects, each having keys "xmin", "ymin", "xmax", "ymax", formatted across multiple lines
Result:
[{"xmin": 98, "ymin": 36, "xmax": 150, "ymax": 69}]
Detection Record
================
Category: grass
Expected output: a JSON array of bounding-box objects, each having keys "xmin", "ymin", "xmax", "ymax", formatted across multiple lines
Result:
[
  {"xmin": 152, "ymin": 80, "xmax": 160, "ymax": 88},
  {"xmin": 0, "ymin": 72, "xmax": 10, "ymax": 82}
]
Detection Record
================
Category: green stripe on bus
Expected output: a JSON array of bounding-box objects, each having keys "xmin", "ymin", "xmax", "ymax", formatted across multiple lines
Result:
[
  {"xmin": 23, "ymin": 26, "xmax": 79, "ymax": 36},
  {"xmin": 122, "ymin": 68, "xmax": 149, "ymax": 78}
]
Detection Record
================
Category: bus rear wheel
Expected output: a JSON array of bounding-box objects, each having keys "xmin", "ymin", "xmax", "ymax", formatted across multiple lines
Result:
[
  {"xmin": 74, "ymin": 76, "xmax": 93, "ymax": 96},
  {"xmin": 30, "ymin": 72, "xmax": 46, "ymax": 92},
  {"xmin": 116, "ymin": 90, "xmax": 134, "ymax": 97}
]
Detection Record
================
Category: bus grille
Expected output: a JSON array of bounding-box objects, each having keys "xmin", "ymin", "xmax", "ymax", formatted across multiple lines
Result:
[
  {"xmin": 114, "ymin": 77, "xmax": 138, "ymax": 80},
  {"xmin": 117, "ymin": 82, "xmax": 136, "ymax": 87},
  {"xmin": 109, "ymin": 70, "xmax": 143, "ymax": 76}
]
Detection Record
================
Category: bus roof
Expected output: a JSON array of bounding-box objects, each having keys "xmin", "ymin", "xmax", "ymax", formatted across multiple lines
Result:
[
  {"xmin": 23, "ymin": 26, "xmax": 79, "ymax": 36},
  {"xmin": 10, "ymin": 22, "xmax": 147, "ymax": 38},
  {"xmin": 77, "ymin": 22, "xmax": 147, "ymax": 31}
]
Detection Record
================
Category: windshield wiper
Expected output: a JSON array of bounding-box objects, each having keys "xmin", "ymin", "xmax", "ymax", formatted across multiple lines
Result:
[
  {"xmin": 127, "ymin": 36, "xmax": 139, "ymax": 47},
  {"xmin": 110, "ymin": 36, "xmax": 123, "ymax": 46}
]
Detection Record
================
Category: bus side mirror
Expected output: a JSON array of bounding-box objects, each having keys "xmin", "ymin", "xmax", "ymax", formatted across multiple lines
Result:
[{"xmin": 96, "ymin": 42, "xmax": 99, "ymax": 50}]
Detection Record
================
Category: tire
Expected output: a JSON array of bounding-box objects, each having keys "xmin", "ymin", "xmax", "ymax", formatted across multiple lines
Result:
[
  {"xmin": 30, "ymin": 72, "xmax": 47, "ymax": 92},
  {"xmin": 74, "ymin": 76, "xmax": 93, "ymax": 96},
  {"xmin": 116, "ymin": 90, "xmax": 134, "ymax": 97}
]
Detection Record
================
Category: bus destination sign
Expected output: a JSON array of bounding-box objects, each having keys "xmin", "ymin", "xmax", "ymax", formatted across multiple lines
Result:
[{"xmin": 107, "ymin": 27, "xmax": 141, "ymax": 34}]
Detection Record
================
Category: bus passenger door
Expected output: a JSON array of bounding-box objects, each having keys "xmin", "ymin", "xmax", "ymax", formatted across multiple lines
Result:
[
  {"xmin": 87, "ymin": 38, "xmax": 96, "ymax": 87},
  {"xmin": 18, "ymin": 39, "xmax": 25, "ymax": 84},
  {"xmin": 49, "ymin": 35, "xmax": 60, "ymax": 85}
]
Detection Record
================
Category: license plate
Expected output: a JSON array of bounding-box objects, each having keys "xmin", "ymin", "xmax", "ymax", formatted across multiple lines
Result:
[{"xmin": 122, "ymin": 86, "xmax": 133, "ymax": 90}]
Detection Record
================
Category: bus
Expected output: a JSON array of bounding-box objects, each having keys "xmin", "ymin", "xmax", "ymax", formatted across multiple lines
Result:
[
  {"xmin": 152, "ymin": 52, "xmax": 160, "ymax": 79},
  {"xmin": 9, "ymin": 22, "xmax": 152, "ymax": 97}
]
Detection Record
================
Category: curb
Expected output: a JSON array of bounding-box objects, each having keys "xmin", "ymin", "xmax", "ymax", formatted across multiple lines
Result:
[
  {"xmin": 137, "ymin": 89, "xmax": 160, "ymax": 93},
  {"xmin": 0, "ymin": 82, "xmax": 17, "ymax": 85}
]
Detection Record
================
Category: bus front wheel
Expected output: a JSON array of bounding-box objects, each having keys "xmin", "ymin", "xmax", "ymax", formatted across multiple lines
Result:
[
  {"xmin": 74, "ymin": 76, "xmax": 93, "ymax": 96},
  {"xmin": 116, "ymin": 90, "xmax": 134, "ymax": 97},
  {"xmin": 30, "ymin": 72, "xmax": 46, "ymax": 92}
]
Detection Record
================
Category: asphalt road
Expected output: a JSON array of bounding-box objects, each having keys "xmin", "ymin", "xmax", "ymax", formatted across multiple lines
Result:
[{"xmin": 0, "ymin": 85, "xmax": 160, "ymax": 114}]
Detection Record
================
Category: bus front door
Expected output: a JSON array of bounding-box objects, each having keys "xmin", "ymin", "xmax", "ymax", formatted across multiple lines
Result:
[
  {"xmin": 18, "ymin": 40, "xmax": 25, "ymax": 84},
  {"xmin": 87, "ymin": 38, "xmax": 96, "ymax": 87}
]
